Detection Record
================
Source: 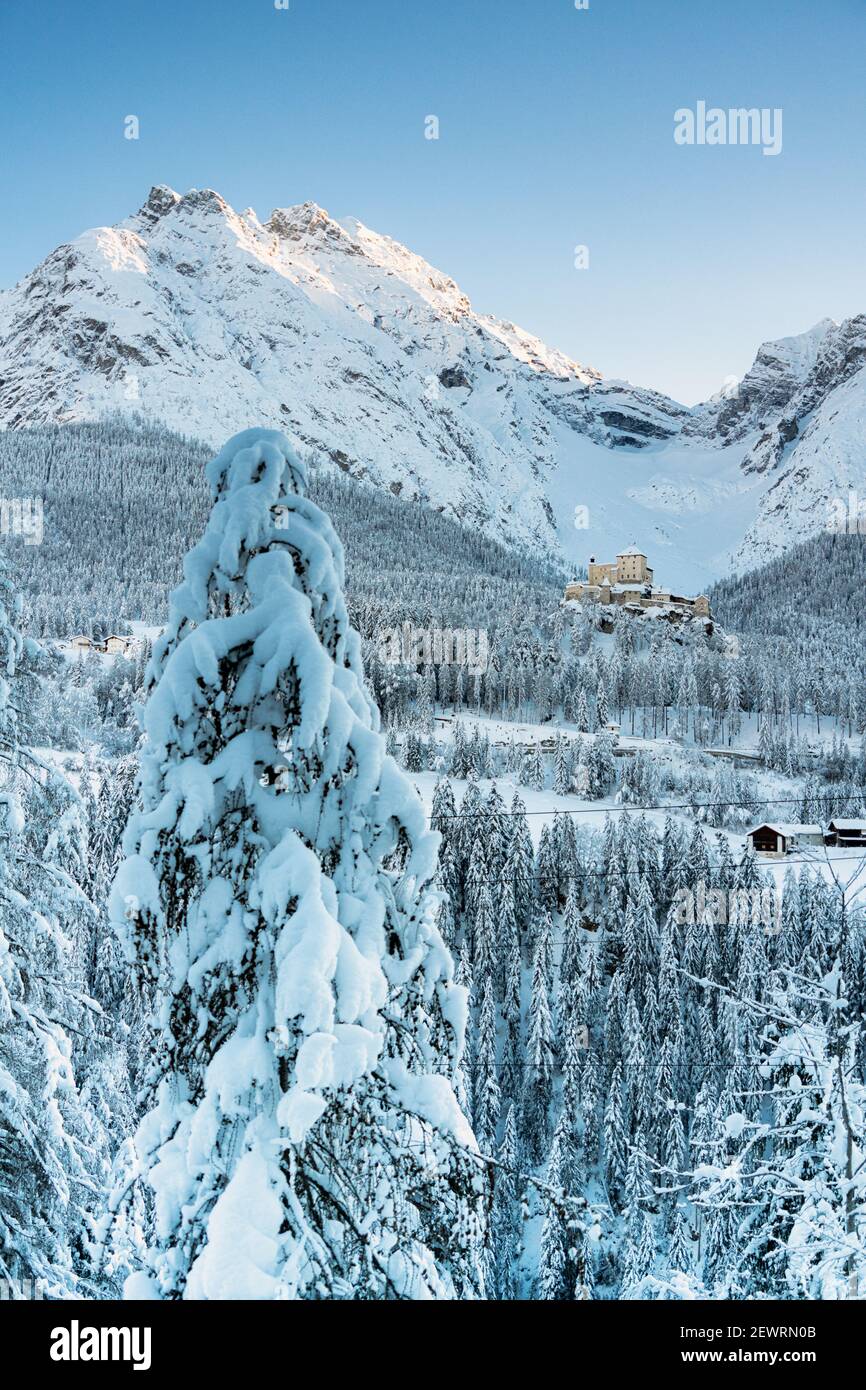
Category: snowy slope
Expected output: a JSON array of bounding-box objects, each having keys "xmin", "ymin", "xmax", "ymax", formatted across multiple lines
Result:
[{"xmin": 1, "ymin": 184, "xmax": 864, "ymax": 589}]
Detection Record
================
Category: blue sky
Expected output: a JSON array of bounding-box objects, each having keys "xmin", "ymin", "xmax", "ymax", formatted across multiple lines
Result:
[{"xmin": 1, "ymin": 0, "xmax": 864, "ymax": 402}]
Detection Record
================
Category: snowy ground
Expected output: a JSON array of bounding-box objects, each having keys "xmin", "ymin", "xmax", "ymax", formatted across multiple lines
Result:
[{"xmin": 433, "ymin": 708, "xmax": 858, "ymax": 756}]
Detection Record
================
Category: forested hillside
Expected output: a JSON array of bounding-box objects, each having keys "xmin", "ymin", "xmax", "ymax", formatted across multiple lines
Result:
[
  {"xmin": 5, "ymin": 423, "xmax": 866, "ymax": 1303},
  {"xmin": 711, "ymin": 531, "xmax": 866, "ymax": 647},
  {"xmin": 0, "ymin": 418, "xmax": 564, "ymax": 637}
]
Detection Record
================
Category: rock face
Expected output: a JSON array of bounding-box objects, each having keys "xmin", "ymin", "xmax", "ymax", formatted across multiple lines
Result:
[
  {"xmin": 0, "ymin": 183, "xmax": 864, "ymax": 585},
  {"xmin": 687, "ymin": 319, "xmax": 838, "ymax": 445},
  {"xmin": 686, "ymin": 315, "xmax": 866, "ymax": 473}
]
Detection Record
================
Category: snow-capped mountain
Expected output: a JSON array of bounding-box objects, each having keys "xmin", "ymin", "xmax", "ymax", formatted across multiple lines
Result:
[
  {"xmin": 678, "ymin": 314, "xmax": 866, "ymax": 571},
  {"xmin": 1, "ymin": 184, "xmax": 863, "ymax": 589}
]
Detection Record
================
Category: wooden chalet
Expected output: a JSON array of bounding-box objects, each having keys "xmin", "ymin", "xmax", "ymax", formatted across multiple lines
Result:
[
  {"xmin": 747, "ymin": 823, "xmax": 823, "ymax": 858},
  {"xmin": 104, "ymin": 634, "xmax": 136, "ymax": 656},
  {"xmin": 827, "ymin": 818, "xmax": 866, "ymax": 847}
]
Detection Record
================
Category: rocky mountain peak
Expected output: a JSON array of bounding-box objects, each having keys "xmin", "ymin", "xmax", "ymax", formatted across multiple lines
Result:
[
  {"xmin": 137, "ymin": 184, "xmax": 182, "ymax": 225},
  {"xmin": 265, "ymin": 201, "xmax": 354, "ymax": 247}
]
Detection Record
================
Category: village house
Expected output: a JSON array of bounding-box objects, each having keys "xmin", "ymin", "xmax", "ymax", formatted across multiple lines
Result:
[
  {"xmin": 747, "ymin": 822, "xmax": 837, "ymax": 857},
  {"xmin": 69, "ymin": 633, "xmax": 139, "ymax": 657},
  {"xmin": 826, "ymin": 818, "xmax": 866, "ymax": 847},
  {"xmin": 564, "ymin": 547, "xmax": 711, "ymax": 620},
  {"xmin": 104, "ymin": 633, "xmax": 137, "ymax": 656}
]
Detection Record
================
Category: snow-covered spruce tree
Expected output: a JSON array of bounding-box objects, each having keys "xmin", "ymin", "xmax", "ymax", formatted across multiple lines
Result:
[{"xmin": 111, "ymin": 430, "xmax": 485, "ymax": 1300}]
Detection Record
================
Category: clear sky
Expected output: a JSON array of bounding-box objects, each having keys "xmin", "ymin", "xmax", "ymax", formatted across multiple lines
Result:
[{"xmin": 1, "ymin": 0, "xmax": 864, "ymax": 403}]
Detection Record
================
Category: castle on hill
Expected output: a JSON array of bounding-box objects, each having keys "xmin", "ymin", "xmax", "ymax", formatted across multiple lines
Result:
[{"xmin": 564, "ymin": 547, "xmax": 711, "ymax": 619}]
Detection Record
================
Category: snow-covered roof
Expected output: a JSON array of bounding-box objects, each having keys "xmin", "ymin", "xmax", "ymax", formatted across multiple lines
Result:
[
  {"xmin": 829, "ymin": 818, "xmax": 866, "ymax": 830},
  {"xmin": 617, "ymin": 545, "xmax": 646, "ymax": 557},
  {"xmin": 748, "ymin": 822, "xmax": 822, "ymax": 838}
]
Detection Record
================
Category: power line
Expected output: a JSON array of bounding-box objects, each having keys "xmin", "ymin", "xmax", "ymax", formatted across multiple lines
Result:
[
  {"xmin": 449, "ymin": 868, "xmax": 866, "ymax": 902},
  {"xmin": 430, "ymin": 857, "xmax": 866, "ymax": 895},
  {"xmin": 429, "ymin": 791, "xmax": 866, "ymax": 820}
]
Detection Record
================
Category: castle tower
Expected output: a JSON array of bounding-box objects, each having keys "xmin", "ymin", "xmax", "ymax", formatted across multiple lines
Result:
[
  {"xmin": 588, "ymin": 555, "xmax": 618, "ymax": 586},
  {"xmin": 615, "ymin": 546, "xmax": 650, "ymax": 584}
]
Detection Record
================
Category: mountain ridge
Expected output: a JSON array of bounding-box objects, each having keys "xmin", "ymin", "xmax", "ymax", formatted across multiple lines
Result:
[{"xmin": 1, "ymin": 184, "xmax": 863, "ymax": 589}]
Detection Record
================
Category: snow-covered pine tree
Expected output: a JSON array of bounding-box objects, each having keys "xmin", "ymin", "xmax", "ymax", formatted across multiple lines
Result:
[
  {"xmin": 527, "ymin": 741, "xmax": 545, "ymax": 791},
  {"xmin": 112, "ymin": 430, "xmax": 484, "ymax": 1300},
  {"xmin": 575, "ymin": 688, "xmax": 590, "ymax": 734},
  {"xmin": 537, "ymin": 1115, "xmax": 572, "ymax": 1300},
  {"xmin": 491, "ymin": 1102, "xmax": 521, "ymax": 1300},
  {"xmin": 553, "ymin": 735, "xmax": 571, "ymax": 796},
  {"xmin": 473, "ymin": 976, "xmax": 501, "ymax": 1154},
  {"xmin": 522, "ymin": 910, "xmax": 554, "ymax": 1163}
]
